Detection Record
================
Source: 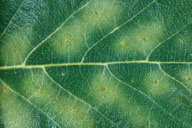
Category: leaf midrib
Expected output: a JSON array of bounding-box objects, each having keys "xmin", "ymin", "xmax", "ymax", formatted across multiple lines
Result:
[
  {"xmin": 0, "ymin": 61, "xmax": 192, "ymax": 70},
  {"xmin": 1, "ymin": 0, "xmax": 192, "ymax": 127}
]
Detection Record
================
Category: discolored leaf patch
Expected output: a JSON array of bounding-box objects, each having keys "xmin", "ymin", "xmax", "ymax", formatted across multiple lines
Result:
[{"xmin": 0, "ymin": 0, "xmax": 192, "ymax": 128}]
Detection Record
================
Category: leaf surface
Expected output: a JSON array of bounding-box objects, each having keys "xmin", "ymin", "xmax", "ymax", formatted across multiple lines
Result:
[{"xmin": 0, "ymin": 0, "xmax": 192, "ymax": 128}]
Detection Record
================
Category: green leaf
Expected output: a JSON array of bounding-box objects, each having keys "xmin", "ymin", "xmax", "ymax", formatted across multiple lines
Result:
[{"xmin": 0, "ymin": 0, "xmax": 192, "ymax": 127}]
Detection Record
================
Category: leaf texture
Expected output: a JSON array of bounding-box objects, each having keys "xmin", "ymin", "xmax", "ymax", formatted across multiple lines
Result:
[{"xmin": 0, "ymin": 0, "xmax": 192, "ymax": 128}]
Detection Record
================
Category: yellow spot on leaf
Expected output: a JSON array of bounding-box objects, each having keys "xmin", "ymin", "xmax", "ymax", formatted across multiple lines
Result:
[
  {"xmin": 22, "ymin": 71, "xmax": 94, "ymax": 128},
  {"xmin": 143, "ymin": 36, "xmax": 147, "ymax": 41},
  {"xmin": 0, "ymin": 85, "xmax": 9, "ymax": 94},
  {"xmin": 0, "ymin": 25, "xmax": 33, "ymax": 66},
  {"xmin": 53, "ymin": 97, "xmax": 94, "ymax": 128},
  {"xmin": 120, "ymin": 97, "xmax": 160, "ymax": 127},
  {"xmin": 186, "ymin": 76, "xmax": 191, "ymax": 81},
  {"xmin": 21, "ymin": 71, "xmax": 55, "ymax": 102},
  {"xmin": 65, "ymin": 39, "xmax": 70, "ymax": 43},
  {"xmin": 143, "ymin": 70, "xmax": 171, "ymax": 95},
  {"xmin": 61, "ymin": 73, "xmax": 65, "ymax": 76},
  {"xmin": 113, "ymin": 21, "xmax": 165, "ymax": 56},
  {"xmin": 51, "ymin": 0, "xmax": 124, "ymax": 57},
  {"xmin": 178, "ymin": 68, "xmax": 192, "ymax": 89},
  {"xmin": 0, "ymin": 91, "xmax": 34, "ymax": 128},
  {"xmin": 68, "ymin": 107, "xmax": 73, "ymax": 113},
  {"xmin": 89, "ymin": 71, "xmax": 160, "ymax": 127},
  {"xmin": 178, "ymin": 38, "xmax": 184, "ymax": 44},
  {"xmin": 89, "ymin": 72, "xmax": 122, "ymax": 105},
  {"xmin": 126, "ymin": 104, "xmax": 148, "ymax": 126},
  {"xmin": 121, "ymin": 42, "xmax": 126, "ymax": 47},
  {"xmin": 13, "ymin": 48, "xmax": 17, "ymax": 54},
  {"xmin": 102, "ymin": 86, "xmax": 107, "ymax": 91}
]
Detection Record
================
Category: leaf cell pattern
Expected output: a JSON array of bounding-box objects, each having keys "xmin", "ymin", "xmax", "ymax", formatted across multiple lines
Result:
[{"xmin": 0, "ymin": 0, "xmax": 192, "ymax": 128}]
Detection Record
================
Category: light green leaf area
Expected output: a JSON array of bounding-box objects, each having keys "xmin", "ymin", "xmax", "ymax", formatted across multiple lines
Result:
[{"xmin": 0, "ymin": 0, "xmax": 192, "ymax": 127}]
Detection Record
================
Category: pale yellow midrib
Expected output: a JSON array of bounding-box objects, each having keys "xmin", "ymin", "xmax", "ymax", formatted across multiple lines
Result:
[{"xmin": 0, "ymin": 60, "xmax": 192, "ymax": 70}]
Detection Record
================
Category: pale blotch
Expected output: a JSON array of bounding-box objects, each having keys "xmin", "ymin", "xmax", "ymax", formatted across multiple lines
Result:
[
  {"xmin": 61, "ymin": 72, "xmax": 65, "ymax": 76},
  {"xmin": 177, "ymin": 67, "xmax": 192, "ymax": 89},
  {"xmin": 143, "ymin": 70, "xmax": 171, "ymax": 95},
  {"xmin": 113, "ymin": 21, "xmax": 165, "ymax": 56},
  {"xmin": 22, "ymin": 71, "xmax": 94, "ymax": 127},
  {"xmin": 87, "ymin": 0, "xmax": 123, "ymax": 27},
  {"xmin": 89, "ymin": 72, "xmax": 122, "ymax": 105},
  {"xmin": 89, "ymin": 71, "xmax": 160, "ymax": 127},
  {"xmin": 21, "ymin": 73, "xmax": 54, "ymax": 102},
  {"xmin": 122, "ymin": 99, "xmax": 160, "ymax": 128},
  {"xmin": 52, "ymin": 97, "xmax": 94, "ymax": 128},
  {"xmin": 186, "ymin": 76, "xmax": 191, "ymax": 81},
  {"xmin": 123, "ymin": 101, "xmax": 149, "ymax": 127},
  {"xmin": 173, "ymin": 36, "xmax": 187, "ymax": 49},
  {"xmin": 51, "ymin": 0, "xmax": 123, "ymax": 56},
  {"xmin": 0, "ymin": 25, "xmax": 33, "ymax": 66},
  {"xmin": 0, "ymin": 87, "xmax": 34, "ymax": 128},
  {"xmin": 178, "ymin": 38, "xmax": 185, "ymax": 45},
  {"xmin": 0, "ymin": 85, "xmax": 9, "ymax": 94}
]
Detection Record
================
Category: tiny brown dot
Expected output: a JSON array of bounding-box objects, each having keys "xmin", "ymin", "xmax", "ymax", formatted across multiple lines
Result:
[
  {"xmin": 102, "ymin": 86, "xmax": 107, "ymax": 91},
  {"xmin": 95, "ymin": 10, "xmax": 98, "ymax": 15},
  {"xmin": 13, "ymin": 48, "xmax": 17, "ymax": 54},
  {"xmin": 186, "ymin": 76, "xmax": 191, "ymax": 81},
  {"xmin": 0, "ymin": 86, "xmax": 8, "ymax": 93},
  {"xmin": 65, "ymin": 39, "xmax": 70, "ymax": 43},
  {"xmin": 37, "ymin": 87, "xmax": 40, "ymax": 92},
  {"xmin": 154, "ymin": 80, "xmax": 160, "ymax": 84},
  {"xmin": 69, "ymin": 108, "xmax": 73, "ymax": 112},
  {"xmin": 121, "ymin": 42, "xmax": 125, "ymax": 47},
  {"xmin": 143, "ymin": 36, "xmax": 147, "ymax": 41}
]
